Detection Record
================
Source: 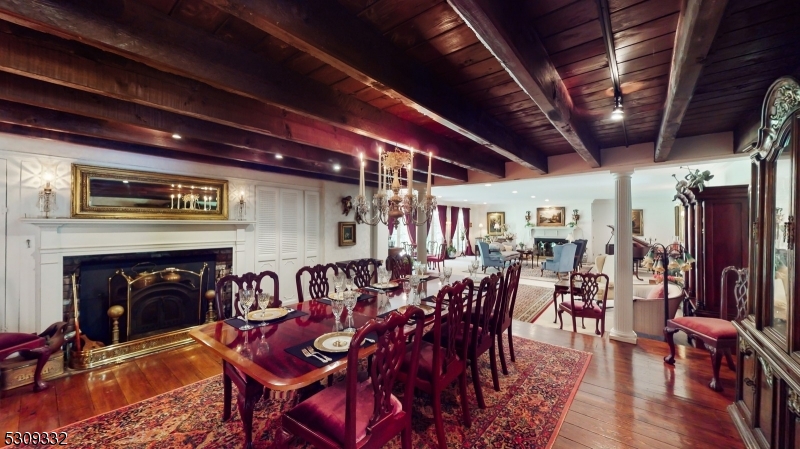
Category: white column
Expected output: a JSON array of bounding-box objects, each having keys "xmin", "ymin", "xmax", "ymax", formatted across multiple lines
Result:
[
  {"xmin": 610, "ymin": 170, "xmax": 637, "ymax": 344},
  {"xmin": 416, "ymin": 213, "xmax": 428, "ymax": 263}
]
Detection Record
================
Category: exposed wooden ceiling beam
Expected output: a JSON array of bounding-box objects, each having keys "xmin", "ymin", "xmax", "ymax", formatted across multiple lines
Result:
[
  {"xmin": 201, "ymin": 0, "xmax": 547, "ymax": 173},
  {"xmin": 446, "ymin": 0, "xmax": 600, "ymax": 168},
  {"xmin": 0, "ymin": 0, "xmax": 504, "ymax": 178},
  {"xmin": 654, "ymin": 0, "xmax": 729, "ymax": 162},
  {"xmin": 0, "ymin": 25, "xmax": 467, "ymax": 182},
  {"xmin": 0, "ymin": 71, "xmax": 432, "ymax": 184},
  {"xmin": 0, "ymin": 99, "xmax": 384, "ymax": 183}
]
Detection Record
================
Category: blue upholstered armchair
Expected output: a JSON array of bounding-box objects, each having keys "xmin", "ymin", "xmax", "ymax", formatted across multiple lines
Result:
[
  {"xmin": 478, "ymin": 241, "xmax": 505, "ymax": 273},
  {"xmin": 541, "ymin": 243, "xmax": 578, "ymax": 280}
]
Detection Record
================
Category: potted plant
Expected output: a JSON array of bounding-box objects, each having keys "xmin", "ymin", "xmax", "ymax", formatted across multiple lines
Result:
[{"xmin": 447, "ymin": 242, "xmax": 457, "ymax": 258}]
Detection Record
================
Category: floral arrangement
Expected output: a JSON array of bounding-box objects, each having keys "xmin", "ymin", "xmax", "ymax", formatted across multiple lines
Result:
[{"xmin": 653, "ymin": 273, "xmax": 685, "ymax": 286}]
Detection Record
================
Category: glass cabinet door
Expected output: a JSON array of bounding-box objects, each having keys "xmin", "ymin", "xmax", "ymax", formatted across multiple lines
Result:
[{"xmin": 770, "ymin": 145, "xmax": 792, "ymax": 338}]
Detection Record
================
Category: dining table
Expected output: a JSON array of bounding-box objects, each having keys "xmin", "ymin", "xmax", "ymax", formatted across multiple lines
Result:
[{"xmin": 189, "ymin": 271, "xmax": 481, "ymax": 447}]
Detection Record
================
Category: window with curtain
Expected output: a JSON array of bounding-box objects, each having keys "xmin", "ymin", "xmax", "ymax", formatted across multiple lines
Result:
[
  {"xmin": 454, "ymin": 210, "xmax": 466, "ymax": 253},
  {"xmin": 395, "ymin": 221, "xmax": 411, "ymax": 253},
  {"xmin": 427, "ymin": 208, "xmax": 444, "ymax": 246}
]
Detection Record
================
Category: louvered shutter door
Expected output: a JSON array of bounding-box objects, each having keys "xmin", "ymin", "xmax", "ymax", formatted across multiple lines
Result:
[
  {"xmin": 255, "ymin": 187, "xmax": 279, "ymax": 273},
  {"xmin": 279, "ymin": 189, "xmax": 303, "ymax": 303},
  {"xmin": 304, "ymin": 191, "xmax": 320, "ymax": 267}
]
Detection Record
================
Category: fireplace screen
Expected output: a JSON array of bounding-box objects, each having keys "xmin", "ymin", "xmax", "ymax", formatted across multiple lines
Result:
[{"xmin": 109, "ymin": 264, "xmax": 207, "ymax": 341}]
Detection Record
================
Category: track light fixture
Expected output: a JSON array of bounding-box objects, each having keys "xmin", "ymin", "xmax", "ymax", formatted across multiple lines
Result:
[{"xmin": 611, "ymin": 96, "xmax": 624, "ymax": 121}]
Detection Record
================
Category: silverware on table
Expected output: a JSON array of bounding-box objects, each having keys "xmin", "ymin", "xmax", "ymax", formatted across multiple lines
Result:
[{"xmin": 303, "ymin": 346, "xmax": 332, "ymax": 363}]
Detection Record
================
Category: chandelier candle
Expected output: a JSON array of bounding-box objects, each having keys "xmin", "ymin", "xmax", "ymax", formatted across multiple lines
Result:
[{"xmin": 427, "ymin": 152, "xmax": 432, "ymax": 194}]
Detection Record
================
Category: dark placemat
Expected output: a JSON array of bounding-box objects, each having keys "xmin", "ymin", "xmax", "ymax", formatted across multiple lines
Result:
[
  {"xmin": 315, "ymin": 293, "xmax": 375, "ymax": 305},
  {"xmin": 224, "ymin": 310, "xmax": 308, "ymax": 330},
  {"xmin": 376, "ymin": 296, "xmax": 434, "ymax": 318},
  {"xmin": 284, "ymin": 332, "xmax": 377, "ymax": 368}
]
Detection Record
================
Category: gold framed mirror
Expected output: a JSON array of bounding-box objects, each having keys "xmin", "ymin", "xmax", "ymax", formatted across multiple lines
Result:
[{"xmin": 71, "ymin": 164, "xmax": 229, "ymax": 220}]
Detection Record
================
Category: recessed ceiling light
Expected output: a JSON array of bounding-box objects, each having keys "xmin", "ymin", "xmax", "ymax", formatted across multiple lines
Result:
[
  {"xmin": 171, "ymin": 133, "xmax": 182, "ymax": 139},
  {"xmin": 512, "ymin": 190, "xmax": 518, "ymax": 194},
  {"xmin": 333, "ymin": 164, "xmax": 341, "ymax": 171},
  {"xmin": 485, "ymin": 183, "xmax": 492, "ymax": 187},
  {"xmin": 122, "ymin": 180, "xmax": 129, "ymax": 184},
  {"xmin": 531, "ymin": 195, "xmax": 536, "ymax": 198},
  {"xmin": 483, "ymin": 202, "xmax": 487, "ymax": 204},
  {"xmin": 275, "ymin": 154, "xmax": 283, "ymax": 159},
  {"xmin": 545, "ymin": 199, "xmax": 550, "ymax": 202},
  {"xmin": 437, "ymin": 195, "xmax": 442, "ymax": 198},
  {"xmin": 463, "ymin": 199, "xmax": 468, "ymax": 202}
]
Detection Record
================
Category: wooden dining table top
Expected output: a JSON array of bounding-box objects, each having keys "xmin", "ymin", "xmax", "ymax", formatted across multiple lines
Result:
[{"xmin": 189, "ymin": 273, "xmax": 478, "ymax": 392}]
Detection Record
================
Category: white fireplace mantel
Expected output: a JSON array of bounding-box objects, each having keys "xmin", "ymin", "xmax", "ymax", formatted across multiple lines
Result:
[{"xmin": 21, "ymin": 218, "xmax": 256, "ymax": 330}]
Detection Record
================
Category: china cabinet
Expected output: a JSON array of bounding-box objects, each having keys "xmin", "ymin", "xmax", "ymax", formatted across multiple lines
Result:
[{"xmin": 730, "ymin": 76, "xmax": 800, "ymax": 448}]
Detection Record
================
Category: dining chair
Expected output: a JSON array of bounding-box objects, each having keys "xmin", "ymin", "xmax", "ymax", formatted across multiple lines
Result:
[
  {"xmin": 426, "ymin": 243, "xmax": 447, "ymax": 271},
  {"xmin": 385, "ymin": 254, "xmax": 413, "ymax": 279},
  {"xmin": 398, "ymin": 279, "xmax": 474, "ymax": 449},
  {"xmin": 494, "ymin": 262, "xmax": 521, "ymax": 376},
  {"xmin": 345, "ymin": 258, "xmax": 381, "ymax": 288},
  {"xmin": 213, "ymin": 270, "xmax": 280, "ymax": 444},
  {"xmin": 276, "ymin": 306, "xmax": 426, "ymax": 449},
  {"xmin": 664, "ymin": 266, "xmax": 748, "ymax": 391},
  {"xmin": 465, "ymin": 273, "xmax": 502, "ymax": 406},
  {"xmin": 558, "ymin": 272, "xmax": 610, "ymax": 337},
  {"xmin": 295, "ymin": 263, "xmax": 339, "ymax": 302}
]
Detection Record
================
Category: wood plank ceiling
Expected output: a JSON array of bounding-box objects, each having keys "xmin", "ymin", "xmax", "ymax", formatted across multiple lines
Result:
[{"xmin": 0, "ymin": 0, "xmax": 795, "ymax": 184}]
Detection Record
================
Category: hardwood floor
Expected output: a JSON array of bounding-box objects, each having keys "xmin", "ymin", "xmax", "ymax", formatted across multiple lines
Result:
[{"xmin": 0, "ymin": 322, "xmax": 742, "ymax": 448}]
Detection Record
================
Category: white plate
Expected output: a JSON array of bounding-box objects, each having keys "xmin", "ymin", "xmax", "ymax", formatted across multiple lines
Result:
[
  {"xmin": 247, "ymin": 308, "xmax": 289, "ymax": 322},
  {"xmin": 313, "ymin": 332, "xmax": 354, "ymax": 353},
  {"xmin": 397, "ymin": 304, "xmax": 435, "ymax": 316},
  {"xmin": 371, "ymin": 281, "xmax": 399, "ymax": 289},
  {"xmin": 327, "ymin": 291, "xmax": 344, "ymax": 300}
]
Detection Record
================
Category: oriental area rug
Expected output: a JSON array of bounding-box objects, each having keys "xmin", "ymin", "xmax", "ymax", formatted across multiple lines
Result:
[
  {"xmin": 512, "ymin": 284, "xmax": 555, "ymax": 323},
  {"xmin": 22, "ymin": 338, "xmax": 590, "ymax": 449}
]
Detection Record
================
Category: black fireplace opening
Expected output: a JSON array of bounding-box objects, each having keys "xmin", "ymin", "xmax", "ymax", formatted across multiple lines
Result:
[
  {"xmin": 534, "ymin": 238, "xmax": 568, "ymax": 257},
  {"xmin": 65, "ymin": 248, "xmax": 232, "ymax": 345}
]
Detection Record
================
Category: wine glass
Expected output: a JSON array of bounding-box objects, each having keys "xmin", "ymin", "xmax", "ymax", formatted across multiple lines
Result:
[
  {"xmin": 330, "ymin": 298, "xmax": 344, "ymax": 332},
  {"xmin": 438, "ymin": 270, "xmax": 446, "ymax": 285},
  {"xmin": 468, "ymin": 262, "xmax": 476, "ymax": 277},
  {"xmin": 402, "ymin": 280, "xmax": 411, "ymax": 301},
  {"xmin": 346, "ymin": 277, "xmax": 356, "ymax": 293},
  {"xmin": 334, "ymin": 272, "xmax": 345, "ymax": 298},
  {"xmin": 409, "ymin": 274, "xmax": 421, "ymax": 306},
  {"xmin": 343, "ymin": 291, "xmax": 357, "ymax": 332},
  {"xmin": 239, "ymin": 288, "xmax": 255, "ymax": 331},
  {"xmin": 444, "ymin": 267, "xmax": 453, "ymax": 283},
  {"xmin": 256, "ymin": 291, "xmax": 270, "ymax": 326},
  {"xmin": 470, "ymin": 260, "xmax": 479, "ymax": 277}
]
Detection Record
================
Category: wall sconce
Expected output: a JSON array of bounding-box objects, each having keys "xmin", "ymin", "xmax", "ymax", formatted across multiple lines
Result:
[
  {"xmin": 235, "ymin": 189, "xmax": 247, "ymax": 221},
  {"xmin": 37, "ymin": 172, "xmax": 57, "ymax": 218}
]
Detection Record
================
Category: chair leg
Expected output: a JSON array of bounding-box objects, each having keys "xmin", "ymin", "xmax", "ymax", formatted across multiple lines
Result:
[
  {"xmin": 432, "ymin": 387, "xmax": 446, "ymax": 448},
  {"xmin": 581, "ymin": 316, "xmax": 586, "ymax": 329},
  {"xmin": 507, "ymin": 326, "xmax": 515, "ymax": 362},
  {"xmin": 222, "ymin": 369, "xmax": 232, "ymax": 421},
  {"xmin": 236, "ymin": 377, "xmax": 264, "ymax": 449},
  {"xmin": 402, "ymin": 421, "xmax": 413, "ymax": 449},
  {"xmin": 497, "ymin": 332, "xmax": 509, "ymax": 375},
  {"xmin": 663, "ymin": 326, "xmax": 680, "ymax": 365},
  {"xmin": 558, "ymin": 309, "xmax": 564, "ymax": 330},
  {"xmin": 552, "ymin": 290, "xmax": 559, "ymax": 324},
  {"xmin": 19, "ymin": 347, "xmax": 50, "ymax": 392},
  {"xmin": 489, "ymin": 342, "xmax": 500, "ymax": 391},
  {"xmin": 725, "ymin": 350, "xmax": 736, "ymax": 372},
  {"xmin": 708, "ymin": 347, "xmax": 724, "ymax": 392},
  {"xmin": 571, "ymin": 314, "xmax": 577, "ymax": 333},
  {"xmin": 274, "ymin": 427, "xmax": 293, "ymax": 449},
  {"xmin": 458, "ymin": 372, "xmax": 471, "ymax": 428},
  {"xmin": 471, "ymin": 357, "xmax": 486, "ymax": 409}
]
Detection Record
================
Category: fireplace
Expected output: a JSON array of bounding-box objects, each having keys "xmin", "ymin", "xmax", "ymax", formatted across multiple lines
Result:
[
  {"xmin": 534, "ymin": 238, "xmax": 568, "ymax": 257},
  {"xmin": 65, "ymin": 248, "xmax": 232, "ymax": 349}
]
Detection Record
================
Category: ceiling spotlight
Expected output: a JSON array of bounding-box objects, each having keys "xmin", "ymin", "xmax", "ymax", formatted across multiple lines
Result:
[
  {"xmin": 172, "ymin": 133, "xmax": 182, "ymax": 139},
  {"xmin": 437, "ymin": 195, "xmax": 443, "ymax": 198},
  {"xmin": 483, "ymin": 202, "xmax": 487, "ymax": 204},
  {"xmin": 333, "ymin": 164, "xmax": 341, "ymax": 171},
  {"xmin": 531, "ymin": 195, "xmax": 536, "ymax": 198},
  {"xmin": 545, "ymin": 199, "xmax": 550, "ymax": 202},
  {"xmin": 485, "ymin": 183, "xmax": 492, "ymax": 187},
  {"xmin": 275, "ymin": 154, "xmax": 283, "ymax": 159},
  {"xmin": 611, "ymin": 96, "xmax": 624, "ymax": 121},
  {"xmin": 512, "ymin": 190, "xmax": 518, "ymax": 194},
  {"xmin": 463, "ymin": 199, "xmax": 468, "ymax": 202},
  {"xmin": 122, "ymin": 180, "xmax": 129, "ymax": 184}
]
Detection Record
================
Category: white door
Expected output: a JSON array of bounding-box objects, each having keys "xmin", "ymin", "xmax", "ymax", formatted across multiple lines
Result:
[
  {"xmin": 304, "ymin": 191, "xmax": 320, "ymax": 267},
  {"xmin": 278, "ymin": 189, "xmax": 303, "ymax": 304}
]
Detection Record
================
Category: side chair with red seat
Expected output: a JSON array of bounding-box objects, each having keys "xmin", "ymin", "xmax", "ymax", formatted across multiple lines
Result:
[
  {"xmin": 276, "ymin": 306, "xmax": 426, "ymax": 449},
  {"xmin": 399, "ymin": 279, "xmax": 474, "ymax": 449},
  {"xmin": 214, "ymin": 270, "xmax": 280, "ymax": 447},
  {"xmin": 426, "ymin": 243, "xmax": 447, "ymax": 271},
  {"xmin": 345, "ymin": 258, "xmax": 381, "ymax": 288},
  {"xmin": 386, "ymin": 254, "xmax": 412, "ymax": 280},
  {"xmin": 494, "ymin": 262, "xmax": 521, "ymax": 376},
  {"xmin": 558, "ymin": 272, "xmax": 610, "ymax": 337},
  {"xmin": 0, "ymin": 321, "xmax": 68, "ymax": 392},
  {"xmin": 664, "ymin": 266, "xmax": 748, "ymax": 391},
  {"xmin": 466, "ymin": 272, "xmax": 502, "ymax": 404}
]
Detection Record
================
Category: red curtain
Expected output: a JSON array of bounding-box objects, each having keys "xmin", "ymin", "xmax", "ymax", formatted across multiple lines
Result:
[
  {"xmin": 388, "ymin": 216, "xmax": 396, "ymax": 237},
  {"xmin": 449, "ymin": 206, "xmax": 459, "ymax": 246},
  {"xmin": 437, "ymin": 205, "xmax": 447, "ymax": 245},
  {"xmin": 463, "ymin": 208, "xmax": 474, "ymax": 256}
]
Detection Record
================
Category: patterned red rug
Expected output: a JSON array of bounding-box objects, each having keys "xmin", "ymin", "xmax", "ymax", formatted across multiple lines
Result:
[
  {"xmin": 23, "ymin": 338, "xmax": 590, "ymax": 449},
  {"xmin": 513, "ymin": 284, "xmax": 555, "ymax": 323}
]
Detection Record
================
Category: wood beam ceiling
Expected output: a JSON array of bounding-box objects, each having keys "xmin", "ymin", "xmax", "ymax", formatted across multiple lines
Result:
[
  {"xmin": 0, "ymin": 0, "xmax": 504, "ymax": 178},
  {"xmin": 200, "ymin": 0, "xmax": 548, "ymax": 173},
  {"xmin": 654, "ymin": 0, "xmax": 729, "ymax": 162},
  {"xmin": 446, "ymin": 0, "xmax": 601, "ymax": 168}
]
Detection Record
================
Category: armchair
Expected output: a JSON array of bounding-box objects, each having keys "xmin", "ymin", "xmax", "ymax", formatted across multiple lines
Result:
[
  {"xmin": 477, "ymin": 241, "xmax": 505, "ymax": 273},
  {"xmin": 541, "ymin": 243, "xmax": 577, "ymax": 280},
  {"xmin": 572, "ymin": 239, "xmax": 588, "ymax": 270}
]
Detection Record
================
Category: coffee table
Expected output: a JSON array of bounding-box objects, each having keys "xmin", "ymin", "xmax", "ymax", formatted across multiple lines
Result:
[{"xmin": 517, "ymin": 249, "xmax": 536, "ymax": 268}]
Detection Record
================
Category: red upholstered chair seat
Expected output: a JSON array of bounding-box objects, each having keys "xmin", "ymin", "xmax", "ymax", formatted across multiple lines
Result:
[
  {"xmin": 404, "ymin": 341, "xmax": 446, "ymax": 382},
  {"xmin": 287, "ymin": 380, "xmax": 402, "ymax": 445},
  {"xmin": 670, "ymin": 316, "xmax": 737, "ymax": 339},
  {"xmin": 0, "ymin": 333, "xmax": 44, "ymax": 359},
  {"xmin": 559, "ymin": 300, "xmax": 603, "ymax": 316}
]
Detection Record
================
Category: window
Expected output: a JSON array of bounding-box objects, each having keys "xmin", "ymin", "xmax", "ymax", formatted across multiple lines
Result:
[
  {"xmin": 427, "ymin": 208, "xmax": 444, "ymax": 246},
  {"xmin": 454, "ymin": 209, "xmax": 465, "ymax": 253}
]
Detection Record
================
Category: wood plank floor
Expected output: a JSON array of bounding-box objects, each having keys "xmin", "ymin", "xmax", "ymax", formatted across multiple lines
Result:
[{"xmin": 0, "ymin": 322, "xmax": 743, "ymax": 448}]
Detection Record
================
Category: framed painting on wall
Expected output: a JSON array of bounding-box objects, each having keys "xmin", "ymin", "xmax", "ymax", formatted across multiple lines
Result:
[
  {"xmin": 632, "ymin": 209, "xmax": 644, "ymax": 236},
  {"xmin": 487, "ymin": 212, "xmax": 505, "ymax": 236},
  {"xmin": 536, "ymin": 207, "xmax": 566, "ymax": 227},
  {"xmin": 339, "ymin": 222, "xmax": 356, "ymax": 246}
]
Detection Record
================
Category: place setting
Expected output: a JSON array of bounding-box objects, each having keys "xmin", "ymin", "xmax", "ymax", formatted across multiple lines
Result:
[{"xmin": 223, "ymin": 289, "xmax": 307, "ymax": 330}]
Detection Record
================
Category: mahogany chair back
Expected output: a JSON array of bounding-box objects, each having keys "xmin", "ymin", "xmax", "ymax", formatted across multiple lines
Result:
[
  {"xmin": 473, "ymin": 274, "xmax": 501, "ymax": 349},
  {"xmin": 386, "ymin": 254, "xmax": 412, "ymax": 279},
  {"xmin": 557, "ymin": 271, "xmax": 609, "ymax": 337},
  {"xmin": 431, "ymin": 279, "xmax": 474, "ymax": 376},
  {"xmin": 345, "ymin": 258, "xmax": 381, "ymax": 288},
  {"xmin": 720, "ymin": 266, "xmax": 749, "ymax": 321},
  {"xmin": 214, "ymin": 270, "xmax": 280, "ymax": 319},
  {"xmin": 295, "ymin": 263, "xmax": 339, "ymax": 302},
  {"xmin": 495, "ymin": 262, "xmax": 521, "ymax": 375}
]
